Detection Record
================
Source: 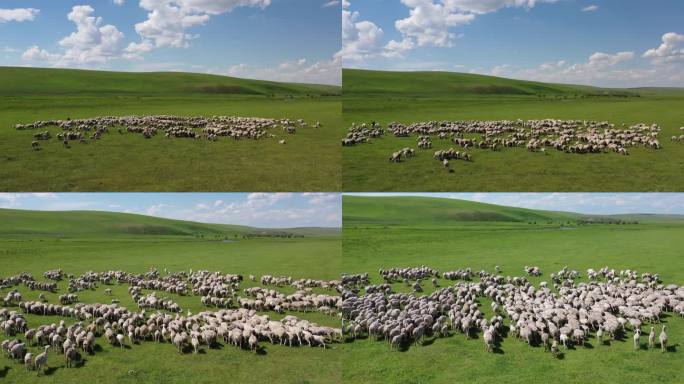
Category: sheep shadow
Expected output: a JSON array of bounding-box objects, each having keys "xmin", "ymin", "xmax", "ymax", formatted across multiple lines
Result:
[
  {"xmin": 255, "ymin": 346, "xmax": 267, "ymax": 355},
  {"xmin": 44, "ymin": 366, "xmax": 59, "ymax": 376},
  {"xmin": 492, "ymin": 345, "xmax": 505, "ymax": 354},
  {"xmin": 665, "ymin": 344, "xmax": 679, "ymax": 353},
  {"xmin": 582, "ymin": 342, "xmax": 594, "ymax": 349},
  {"xmin": 554, "ymin": 352, "xmax": 566, "ymax": 360},
  {"xmin": 0, "ymin": 366, "xmax": 10, "ymax": 378},
  {"xmin": 208, "ymin": 343, "xmax": 223, "ymax": 350}
]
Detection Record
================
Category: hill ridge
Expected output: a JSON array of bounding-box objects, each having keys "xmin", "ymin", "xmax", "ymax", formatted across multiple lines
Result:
[
  {"xmin": 0, "ymin": 208, "xmax": 340, "ymax": 237},
  {"xmin": 0, "ymin": 66, "xmax": 341, "ymax": 97}
]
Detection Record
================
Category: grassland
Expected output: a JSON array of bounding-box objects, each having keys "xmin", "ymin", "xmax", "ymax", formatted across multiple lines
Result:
[
  {"xmin": 342, "ymin": 195, "xmax": 684, "ymax": 384},
  {"xmin": 0, "ymin": 67, "xmax": 341, "ymax": 191},
  {"xmin": 0, "ymin": 209, "xmax": 342, "ymax": 384},
  {"xmin": 342, "ymin": 69, "xmax": 684, "ymax": 191}
]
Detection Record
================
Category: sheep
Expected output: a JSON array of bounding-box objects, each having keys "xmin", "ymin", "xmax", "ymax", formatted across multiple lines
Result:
[
  {"xmin": 64, "ymin": 347, "xmax": 78, "ymax": 368},
  {"xmin": 24, "ymin": 352, "xmax": 33, "ymax": 370},
  {"xmin": 550, "ymin": 340, "xmax": 559, "ymax": 358},
  {"xmin": 659, "ymin": 325, "xmax": 668, "ymax": 352},
  {"xmin": 34, "ymin": 346, "xmax": 49, "ymax": 376},
  {"xmin": 633, "ymin": 329, "xmax": 641, "ymax": 350},
  {"xmin": 483, "ymin": 329, "xmax": 494, "ymax": 352},
  {"xmin": 248, "ymin": 334, "xmax": 258, "ymax": 352},
  {"xmin": 648, "ymin": 326, "xmax": 655, "ymax": 349}
]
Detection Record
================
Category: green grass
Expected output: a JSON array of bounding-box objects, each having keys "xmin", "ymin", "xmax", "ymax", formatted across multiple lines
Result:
[
  {"xmin": 342, "ymin": 195, "xmax": 684, "ymax": 384},
  {"xmin": 0, "ymin": 209, "xmax": 342, "ymax": 384},
  {"xmin": 0, "ymin": 67, "xmax": 341, "ymax": 191},
  {"xmin": 342, "ymin": 69, "xmax": 684, "ymax": 192}
]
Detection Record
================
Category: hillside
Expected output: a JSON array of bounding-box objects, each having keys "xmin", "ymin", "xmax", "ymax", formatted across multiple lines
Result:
[
  {"xmin": 342, "ymin": 69, "xmax": 654, "ymax": 98},
  {"xmin": 0, "ymin": 67, "xmax": 341, "ymax": 97},
  {"xmin": 0, "ymin": 208, "xmax": 340, "ymax": 237},
  {"xmin": 343, "ymin": 195, "xmax": 684, "ymax": 226},
  {"xmin": 343, "ymin": 195, "xmax": 580, "ymax": 225}
]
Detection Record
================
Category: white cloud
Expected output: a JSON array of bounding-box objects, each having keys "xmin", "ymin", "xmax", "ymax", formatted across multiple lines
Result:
[
  {"xmin": 303, "ymin": 193, "xmax": 340, "ymax": 205},
  {"xmin": 58, "ymin": 5, "xmax": 126, "ymax": 65},
  {"xmin": 442, "ymin": 0, "xmax": 559, "ymax": 14},
  {"xmin": 114, "ymin": 0, "xmax": 126, "ymax": 5},
  {"xmin": 339, "ymin": 1, "xmax": 386, "ymax": 62},
  {"xmin": 643, "ymin": 32, "xmax": 684, "ymax": 64},
  {"xmin": 222, "ymin": 56, "xmax": 341, "ymax": 85},
  {"xmin": 342, "ymin": 0, "xmax": 564, "ymax": 64},
  {"xmin": 22, "ymin": 46, "xmax": 61, "ymax": 62},
  {"xmin": 394, "ymin": 0, "xmax": 475, "ymax": 48},
  {"xmin": 0, "ymin": 193, "xmax": 58, "ymax": 209},
  {"xmin": 490, "ymin": 64, "xmax": 510, "ymax": 76},
  {"xmin": 183, "ymin": 193, "xmax": 341, "ymax": 227},
  {"xmin": 22, "ymin": 5, "xmax": 126, "ymax": 67},
  {"xmin": 0, "ymin": 8, "xmax": 39, "ymax": 23},
  {"xmin": 146, "ymin": 203, "xmax": 167, "ymax": 216},
  {"xmin": 483, "ymin": 51, "xmax": 660, "ymax": 87},
  {"xmin": 581, "ymin": 4, "xmax": 598, "ymax": 12},
  {"xmin": 323, "ymin": 0, "xmax": 340, "ymax": 7},
  {"xmin": 125, "ymin": 0, "xmax": 270, "ymax": 56}
]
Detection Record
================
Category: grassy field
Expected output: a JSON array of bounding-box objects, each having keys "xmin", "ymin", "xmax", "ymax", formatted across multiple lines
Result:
[
  {"xmin": 0, "ymin": 67, "xmax": 341, "ymax": 191},
  {"xmin": 342, "ymin": 195, "xmax": 684, "ymax": 384},
  {"xmin": 0, "ymin": 209, "xmax": 342, "ymax": 384},
  {"xmin": 342, "ymin": 69, "xmax": 684, "ymax": 192}
]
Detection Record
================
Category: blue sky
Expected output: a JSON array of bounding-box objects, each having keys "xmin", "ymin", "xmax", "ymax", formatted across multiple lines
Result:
[
  {"xmin": 346, "ymin": 193, "xmax": 684, "ymax": 215},
  {"xmin": 342, "ymin": 0, "xmax": 684, "ymax": 87},
  {"xmin": 0, "ymin": 0, "xmax": 341, "ymax": 84},
  {"xmin": 0, "ymin": 193, "xmax": 341, "ymax": 228}
]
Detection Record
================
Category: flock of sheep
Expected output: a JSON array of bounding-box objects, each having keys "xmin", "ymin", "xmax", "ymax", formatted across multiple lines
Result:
[
  {"xmin": 341, "ymin": 265, "xmax": 681, "ymax": 357},
  {"xmin": 17, "ymin": 115, "xmax": 321, "ymax": 150},
  {"xmin": 2, "ymin": 264, "xmax": 681, "ymax": 376},
  {"xmin": 1, "ymin": 268, "xmax": 340, "ymax": 376},
  {"xmin": 342, "ymin": 120, "xmax": 675, "ymax": 170}
]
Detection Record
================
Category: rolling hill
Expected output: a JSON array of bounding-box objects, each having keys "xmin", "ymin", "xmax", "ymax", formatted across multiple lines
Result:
[
  {"xmin": 343, "ymin": 195, "xmax": 684, "ymax": 226},
  {"xmin": 0, "ymin": 208, "xmax": 340, "ymax": 237},
  {"xmin": 342, "ymin": 68, "xmax": 655, "ymax": 98},
  {"xmin": 0, "ymin": 66, "xmax": 341, "ymax": 97}
]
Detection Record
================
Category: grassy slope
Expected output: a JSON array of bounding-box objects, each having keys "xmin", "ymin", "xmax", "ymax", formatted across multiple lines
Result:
[
  {"xmin": 342, "ymin": 69, "xmax": 684, "ymax": 192},
  {"xmin": 343, "ymin": 69, "xmax": 623, "ymax": 97},
  {"xmin": 343, "ymin": 195, "xmax": 684, "ymax": 225},
  {"xmin": 0, "ymin": 210, "xmax": 342, "ymax": 384},
  {"xmin": 342, "ymin": 196, "xmax": 684, "ymax": 384},
  {"xmin": 0, "ymin": 208, "xmax": 339, "ymax": 237},
  {"xmin": 0, "ymin": 67, "xmax": 341, "ymax": 191},
  {"xmin": 0, "ymin": 67, "xmax": 340, "ymax": 97},
  {"xmin": 343, "ymin": 195, "xmax": 581, "ymax": 225}
]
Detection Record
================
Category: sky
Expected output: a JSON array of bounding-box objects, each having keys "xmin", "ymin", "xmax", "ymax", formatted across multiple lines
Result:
[
  {"xmin": 0, "ymin": 0, "xmax": 341, "ymax": 85},
  {"xmin": 0, "ymin": 193, "xmax": 341, "ymax": 228},
  {"xmin": 341, "ymin": 0, "xmax": 684, "ymax": 87},
  {"xmin": 346, "ymin": 193, "xmax": 684, "ymax": 215}
]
